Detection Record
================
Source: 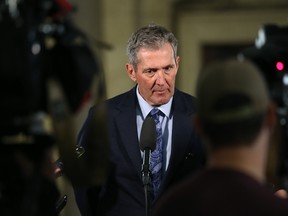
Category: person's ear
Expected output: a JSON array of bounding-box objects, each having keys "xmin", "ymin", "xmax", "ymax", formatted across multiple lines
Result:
[
  {"xmin": 175, "ymin": 56, "xmax": 180, "ymax": 72},
  {"xmin": 126, "ymin": 63, "xmax": 137, "ymax": 82},
  {"xmin": 274, "ymin": 189, "xmax": 288, "ymax": 199}
]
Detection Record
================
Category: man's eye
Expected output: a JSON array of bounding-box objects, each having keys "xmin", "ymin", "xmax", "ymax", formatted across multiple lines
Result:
[
  {"xmin": 145, "ymin": 69, "xmax": 156, "ymax": 74},
  {"xmin": 164, "ymin": 66, "xmax": 173, "ymax": 73}
]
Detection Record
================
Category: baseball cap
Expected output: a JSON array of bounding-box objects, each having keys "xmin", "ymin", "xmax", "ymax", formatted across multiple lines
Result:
[{"xmin": 196, "ymin": 58, "xmax": 270, "ymax": 124}]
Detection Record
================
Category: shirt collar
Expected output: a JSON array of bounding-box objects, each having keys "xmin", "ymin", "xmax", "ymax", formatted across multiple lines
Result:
[{"xmin": 136, "ymin": 85, "xmax": 173, "ymax": 118}]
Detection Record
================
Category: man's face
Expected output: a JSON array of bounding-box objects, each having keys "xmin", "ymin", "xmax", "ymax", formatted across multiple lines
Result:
[{"xmin": 126, "ymin": 43, "xmax": 179, "ymax": 106}]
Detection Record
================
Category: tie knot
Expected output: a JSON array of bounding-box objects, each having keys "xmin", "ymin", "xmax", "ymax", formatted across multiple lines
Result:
[
  {"xmin": 150, "ymin": 108, "xmax": 160, "ymax": 117},
  {"xmin": 150, "ymin": 108, "xmax": 159, "ymax": 115}
]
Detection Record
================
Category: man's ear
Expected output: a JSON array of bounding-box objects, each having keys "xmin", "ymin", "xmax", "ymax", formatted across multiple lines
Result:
[
  {"xmin": 126, "ymin": 63, "xmax": 137, "ymax": 82},
  {"xmin": 176, "ymin": 56, "xmax": 180, "ymax": 68}
]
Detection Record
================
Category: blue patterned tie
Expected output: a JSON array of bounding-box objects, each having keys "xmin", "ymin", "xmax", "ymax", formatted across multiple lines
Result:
[{"xmin": 150, "ymin": 108, "xmax": 163, "ymax": 198}]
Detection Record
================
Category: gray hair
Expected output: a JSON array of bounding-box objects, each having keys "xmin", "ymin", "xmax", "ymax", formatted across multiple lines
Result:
[{"xmin": 126, "ymin": 24, "xmax": 178, "ymax": 70}]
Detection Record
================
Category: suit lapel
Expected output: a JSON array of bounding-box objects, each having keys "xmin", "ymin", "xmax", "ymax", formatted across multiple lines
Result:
[{"xmin": 114, "ymin": 88, "xmax": 143, "ymax": 178}]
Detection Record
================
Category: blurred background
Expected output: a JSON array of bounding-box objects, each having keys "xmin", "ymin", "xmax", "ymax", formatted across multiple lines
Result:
[{"xmin": 1, "ymin": 0, "xmax": 288, "ymax": 215}]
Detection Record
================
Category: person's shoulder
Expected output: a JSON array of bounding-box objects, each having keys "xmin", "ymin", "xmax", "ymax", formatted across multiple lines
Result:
[
  {"xmin": 107, "ymin": 91, "xmax": 131, "ymax": 102},
  {"xmin": 174, "ymin": 89, "xmax": 198, "ymax": 111},
  {"xmin": 107, "ymin": 87, "xmax": 135, "ymax": 106},
  {"xmin": 84, "ymin": 87, "xmax": 136, "ymax": 116},
  {"xmin": 175, "ymin": 89, "xmax": 197, "ymax": 101}
]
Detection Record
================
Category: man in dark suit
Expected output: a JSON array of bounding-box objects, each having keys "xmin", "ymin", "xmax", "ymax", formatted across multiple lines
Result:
[{"xmin": 73, "ymin": 24, "xmax": 206, "ymax": 216}]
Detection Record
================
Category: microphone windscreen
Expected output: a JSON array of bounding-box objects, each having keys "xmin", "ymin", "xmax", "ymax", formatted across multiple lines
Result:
[{"xmin": 139, "ymin": 117, "xmax": 156, "ymax": 151}]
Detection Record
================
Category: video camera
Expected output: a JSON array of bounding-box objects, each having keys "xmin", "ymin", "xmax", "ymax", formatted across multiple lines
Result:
[
  {"xmin": 0, "ymin": 0, "xmax": 105, "ymax": 215},
  {"xmin": 239, "ymin": 24, "xmax": 288, "ymax": 190}
]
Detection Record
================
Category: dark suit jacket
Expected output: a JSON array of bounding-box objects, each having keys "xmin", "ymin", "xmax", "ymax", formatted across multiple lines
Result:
[{"xmin": 74, "ymin": 86, "xmax": 206, "ymax": 216}]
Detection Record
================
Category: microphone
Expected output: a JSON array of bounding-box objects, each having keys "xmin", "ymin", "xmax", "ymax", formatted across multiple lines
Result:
[{"xmin": 139, "ymin": 116, "xmax": 156, "ymax": 185}]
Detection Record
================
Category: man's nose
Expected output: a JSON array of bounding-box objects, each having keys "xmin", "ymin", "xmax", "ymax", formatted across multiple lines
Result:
[{"xmin": 155, "ymin": 71, "xmax": 165, "ymax": 84}]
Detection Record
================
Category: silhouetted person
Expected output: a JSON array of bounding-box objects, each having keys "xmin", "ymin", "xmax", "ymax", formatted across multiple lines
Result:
[{"xmin": 152, "ymin": 59, "xmax": 288, "ymax": 216}]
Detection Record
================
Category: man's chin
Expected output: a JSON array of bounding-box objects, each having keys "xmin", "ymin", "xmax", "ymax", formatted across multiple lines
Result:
[{"xmin": 153, "ymin": 97, "xmax": 170, "ymax": 106}]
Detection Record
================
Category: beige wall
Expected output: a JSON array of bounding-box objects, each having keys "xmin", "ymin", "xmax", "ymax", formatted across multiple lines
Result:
[
  {"xmin": 177, "ymin": 9, "xmax": 288, "ymax": 95},
  {"xmin": 71, "ymin": 0, "xmax": 288, "ymax": 99}
]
